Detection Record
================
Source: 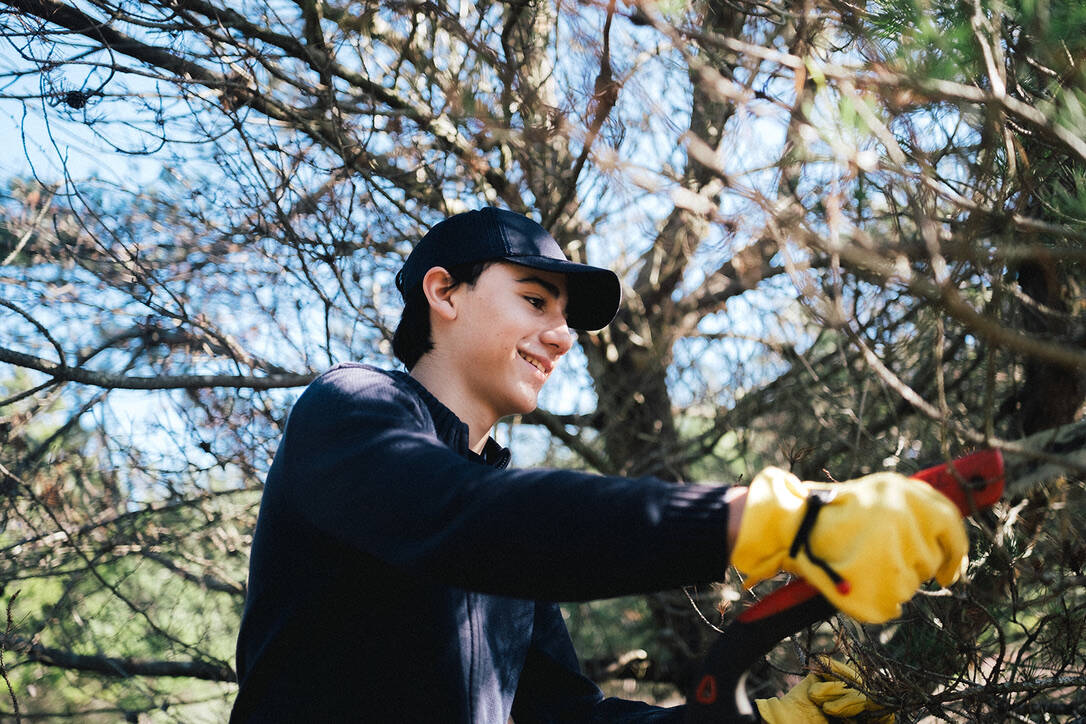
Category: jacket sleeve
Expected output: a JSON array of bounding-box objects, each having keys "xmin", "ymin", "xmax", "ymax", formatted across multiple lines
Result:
[
  {"xmin": 511, "ymin": 602, "xmax": 685, "ymax": 723},
  {"xmin": 277, "ymin": 365, "xmax": 734, "ymax": 601}
]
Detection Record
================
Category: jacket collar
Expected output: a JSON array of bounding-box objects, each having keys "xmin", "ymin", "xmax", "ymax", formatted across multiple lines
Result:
[{"xmin": 394, "ymin": 370, "xmax": 511, "ymax": 469}]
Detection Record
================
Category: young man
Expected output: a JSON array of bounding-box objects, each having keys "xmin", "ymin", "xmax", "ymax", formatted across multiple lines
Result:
[{"xmin": 231, "ymin": 208, "xmax": 968, "ymax": 722}]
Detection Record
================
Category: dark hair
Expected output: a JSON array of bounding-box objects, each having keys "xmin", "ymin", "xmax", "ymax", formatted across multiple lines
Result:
[{"xmin": 392, "ymin": 261, "xmax": 493, "ymax": 370}]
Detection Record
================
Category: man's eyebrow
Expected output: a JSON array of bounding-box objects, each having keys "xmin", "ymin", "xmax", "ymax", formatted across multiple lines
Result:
[
  {"xmin": 515, "ymin": 275, "xmax": 570, "ymax": 320},
  {"xmin": 514, "ymin": 275, "xmax": 562, "ymax": 300}
]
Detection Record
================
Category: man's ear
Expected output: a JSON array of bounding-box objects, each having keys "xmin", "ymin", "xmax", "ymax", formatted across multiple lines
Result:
[{"xmin": 420, "ymin": 266, "xmax": 459, "ymax": 322}]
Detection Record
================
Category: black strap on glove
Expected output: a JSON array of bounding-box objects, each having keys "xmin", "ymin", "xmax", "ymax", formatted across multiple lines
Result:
[{"xmin": 788, "ymin": 489, "xmax": 851, "ymax": 595}]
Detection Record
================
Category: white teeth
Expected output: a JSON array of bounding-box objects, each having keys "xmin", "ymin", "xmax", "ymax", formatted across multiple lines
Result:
[{"xmin": 520, "ymin": 352, "xmax": 544, "ymax": 373}]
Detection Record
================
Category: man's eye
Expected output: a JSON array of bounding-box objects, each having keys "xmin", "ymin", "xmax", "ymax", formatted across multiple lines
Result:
[{"xmin": 524, "ymin": 296, "xmax": 545, "ymax": 309}]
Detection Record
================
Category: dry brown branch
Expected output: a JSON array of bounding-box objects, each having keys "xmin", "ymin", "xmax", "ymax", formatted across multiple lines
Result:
[
  {"xmin": 0, "ymin": 633, "xmax": 235, "ymax": 682},
  {"xmin": 0, "ymin": 346, "xmax": 315, "ymax": 390}
]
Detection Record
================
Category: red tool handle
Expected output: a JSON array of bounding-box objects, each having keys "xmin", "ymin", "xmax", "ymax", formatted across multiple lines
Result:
[
  {"xmin": 912, "ymin": 448, "xmax": 1004, "ymax": 515},
  {"xmin": 685, "ymin": 449, "xmax": 1005, "ymax": 723}
]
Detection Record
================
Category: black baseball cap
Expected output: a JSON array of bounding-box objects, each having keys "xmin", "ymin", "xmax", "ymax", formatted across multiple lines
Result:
[{"xmin": 396, "ymin": 207, "xmax": 621, "ymax": 331}]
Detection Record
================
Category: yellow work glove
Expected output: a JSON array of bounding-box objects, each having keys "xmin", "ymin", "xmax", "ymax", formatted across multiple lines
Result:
[
  {"xmin": 755, "ymin": 658, "xmax": 894, "ymax": 724},
  {"xmin": 731, "ymin": 467, "xmax": 968, "ymax": 623}
]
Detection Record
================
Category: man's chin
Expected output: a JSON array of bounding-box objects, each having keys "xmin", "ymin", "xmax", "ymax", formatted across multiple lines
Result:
[{"xmin": 501, "ymin": 400, "xmax": 538, "ymax": 420}]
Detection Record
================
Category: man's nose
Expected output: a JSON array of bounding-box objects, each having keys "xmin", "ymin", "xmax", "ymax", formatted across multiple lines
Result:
[{"xmin": 541, "ymin": 320, "xmax": 574, "ymax": 357}]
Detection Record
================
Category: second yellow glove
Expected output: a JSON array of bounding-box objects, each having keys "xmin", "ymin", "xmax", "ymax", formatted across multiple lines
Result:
[
  {"xmin": 730, "ymin": 467, "xmax": 968, "ymax": 623},
  {"xmin": 756, "ymin": 657, "xmax": 894, "ymax": 724}
]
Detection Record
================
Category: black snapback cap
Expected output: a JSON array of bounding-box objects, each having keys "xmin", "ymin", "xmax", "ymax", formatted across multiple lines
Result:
[{"xmin": 396, "ymin": 207, "xmax": 621, "ymax": 331}]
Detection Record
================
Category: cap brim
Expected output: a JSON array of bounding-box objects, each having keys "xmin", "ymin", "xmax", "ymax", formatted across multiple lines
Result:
[{"xmin": 505, "ymin": 255, "xmax": 620, "ymax": 331}]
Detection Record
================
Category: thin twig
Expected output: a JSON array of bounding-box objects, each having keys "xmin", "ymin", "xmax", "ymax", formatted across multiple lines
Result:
[{"xmin": 1, "ymin": 591, "xmax": 21, "ymax": 724}]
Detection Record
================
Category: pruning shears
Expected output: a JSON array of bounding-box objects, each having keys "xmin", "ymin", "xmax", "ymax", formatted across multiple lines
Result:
[{"xmin": 685, "ymin": 449, "xmax": 1006, "ymax": 723}]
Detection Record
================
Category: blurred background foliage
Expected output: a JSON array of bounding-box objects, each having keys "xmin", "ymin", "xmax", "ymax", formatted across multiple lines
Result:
[{"xmin": 1, "ymin": 0, "xmax": 1085, "ymax": 719}]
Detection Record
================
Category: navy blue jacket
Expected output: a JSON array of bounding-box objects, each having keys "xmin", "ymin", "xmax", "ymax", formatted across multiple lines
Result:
[{"xmin": 232, "ymin": 364, "xmax": 734, "ymax": 722}]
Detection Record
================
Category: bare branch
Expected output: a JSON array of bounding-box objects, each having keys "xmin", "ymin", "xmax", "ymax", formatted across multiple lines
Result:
[
  {"xmin": 0, "ymin": 345, "xmax": 315, "ymax": 390},
  {"xmin": 0, "ymin": 633, "xmax": 235, "ymax": 682}
]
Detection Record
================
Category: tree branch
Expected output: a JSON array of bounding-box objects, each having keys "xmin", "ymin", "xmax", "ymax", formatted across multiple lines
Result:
[
  {"xmin": 4, "ymin": 0, "xmax": 450, "ymax": 206},
  {"xmin": 0, "ymin": 633, "xmax": 235, "ymax": 682},
  {"xmin": 668, "ymin": 13, "xmax": 1086, "ymax": 164},
  {"xmin": 140, "ymin": 550, "xmax": 245, "ymax": 597},
  {"xmin": 828, "ymin": 236, "xmax": 1086, "ymax": 373},
  {"xmin": 520, "ymin": 407, "xmax": 614, "ymax": 474},
  {"xmin": 0, "ymin": 345, "xmax": 314, "ymax": 390}
]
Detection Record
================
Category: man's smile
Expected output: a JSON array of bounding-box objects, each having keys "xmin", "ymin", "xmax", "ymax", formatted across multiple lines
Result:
[{"xmin": 519, "ymin": 350, "xmax": 548, "ymax": 375}]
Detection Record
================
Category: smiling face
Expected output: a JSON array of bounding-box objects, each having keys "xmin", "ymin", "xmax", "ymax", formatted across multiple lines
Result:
[{"xmin": 422, "ymin": 261, "xmax": 574, "ymax": 434}]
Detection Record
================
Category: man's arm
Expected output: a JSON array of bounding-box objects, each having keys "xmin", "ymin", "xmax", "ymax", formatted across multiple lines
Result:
[{"xmin": 277, "ymin": 366, "xmax": 736, "ymax": 601}]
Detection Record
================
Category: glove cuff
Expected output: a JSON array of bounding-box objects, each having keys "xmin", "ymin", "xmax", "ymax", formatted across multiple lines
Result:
[
  {"xmin": 753, "ymin": 697, "xmax": 782, "ymax": 724},
  {"xmin": 730, "ymin": 467, "xmax": 808, "ymax": 585}
]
